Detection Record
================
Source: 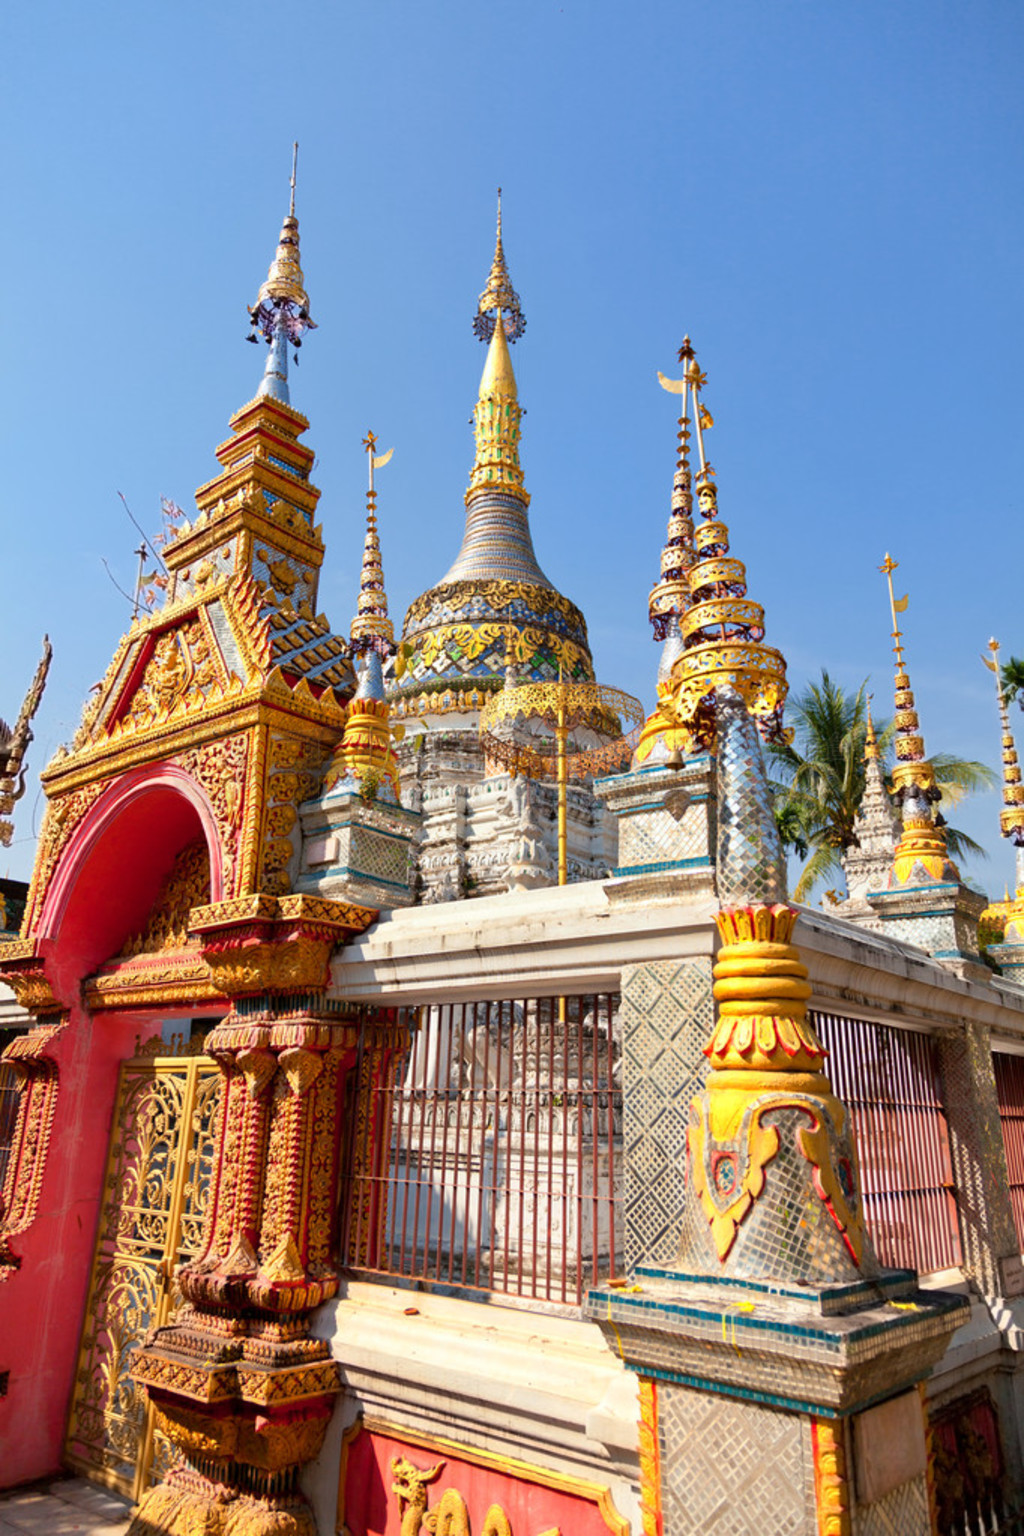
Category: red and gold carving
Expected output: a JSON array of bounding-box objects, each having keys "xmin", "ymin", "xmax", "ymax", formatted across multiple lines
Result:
[
  {"xmin": 0, "ymin": 1023, "xmax": 66, "ymax": 1279},
  {"xmin": 341, "ymin": 1423, "xmax": 628, "ymax": 1536},
  {"xmin": 811, "ymin": 1418, "xmax": 851, "ymax": 1536},
  {"xmin": 120, "ymin": 839, "xmax": 212, "ymax": 957},
  {"xmin": 178, "ymin": 733, "xmax": 250, "ymax": 897},
  {"xmin": 22, "ymin": 781, "xmax": 106, "ymax": 935},
  {"xmin": 191, "ymin": 893, "xmax": 376, "ymax": 998},
  {"xmin": 0, "ymin": 948, "xmax": 60, "ymax": 1013},
  {"xmin": 637, "ymin": 1377, "xmax": 662, "ymax": 1536}
]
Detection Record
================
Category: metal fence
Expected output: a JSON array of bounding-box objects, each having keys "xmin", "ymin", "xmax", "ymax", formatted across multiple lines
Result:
[
  {"xmin": 339, "ymin": 994, "xmax": 623, "ymax": 1304},
  {"xmin": 813, "ymin": 1010, "xmax": 961, "ymax": 1273},
  {"xmin": 993, "ymin": 1051, "xmax": 1024, "ymax": 1250}
]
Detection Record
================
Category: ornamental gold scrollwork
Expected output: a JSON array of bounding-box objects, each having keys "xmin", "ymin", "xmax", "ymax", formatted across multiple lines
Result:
[
  {"xmin": 811, "ymin": 1419, "xmax": 851, "ymax": 1536},
  {"xmin": 637, "ymin": 1377, "xmax": 663, "ymax": 1536}
]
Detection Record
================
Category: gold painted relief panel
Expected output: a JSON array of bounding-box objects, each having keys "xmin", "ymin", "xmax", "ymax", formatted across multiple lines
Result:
[{"xmin": 64, "ymin": 1050, "xmax": 220, "ymax": 1499}]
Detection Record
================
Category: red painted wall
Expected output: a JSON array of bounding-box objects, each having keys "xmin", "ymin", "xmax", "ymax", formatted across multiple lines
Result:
[{"xmin": 0, "ymin": 1005, "xmax": 155, "ymax": 1484}]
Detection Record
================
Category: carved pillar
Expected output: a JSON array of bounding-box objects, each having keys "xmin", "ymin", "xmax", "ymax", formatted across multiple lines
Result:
[
  {"xmin": 936, "ymin": 1020, "xmax": 1024, "ymax": 1300},
  {"xmin": 129, "ymin": 894, "xmax": 404, "ymax": 1536},
  {"xmin": 0, "ymin": 1013, "xmax": 66, "ymax": 1278}
]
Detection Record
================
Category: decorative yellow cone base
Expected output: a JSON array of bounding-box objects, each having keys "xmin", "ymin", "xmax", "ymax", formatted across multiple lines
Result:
[{"xmin": 128, "ymin": 1468, "xmax": 316, "ymax": 1536}]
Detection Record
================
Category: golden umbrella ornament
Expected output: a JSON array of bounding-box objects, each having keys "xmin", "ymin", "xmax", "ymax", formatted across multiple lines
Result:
[{"xmin": 479, "ymin": 670, "xmax": 645, "ymax": 885}]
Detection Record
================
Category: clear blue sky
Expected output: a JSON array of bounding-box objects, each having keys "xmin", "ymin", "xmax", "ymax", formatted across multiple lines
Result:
[{"xmin": 3, "ymin": 1, "xmax": 1022, "ymax": 899}]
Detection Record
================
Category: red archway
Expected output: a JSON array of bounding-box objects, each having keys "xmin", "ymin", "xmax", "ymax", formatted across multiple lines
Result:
[
  {"xmin": 35, "ymin": 763, "xmax": 224, "ymax": 1003},
  {"xmin": 0, "ymin": 762, "xmax": 226, "ymax": 1487}
]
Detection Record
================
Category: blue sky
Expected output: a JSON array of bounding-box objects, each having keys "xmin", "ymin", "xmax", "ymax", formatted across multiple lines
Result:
[{"xmin": 3, "ymin": 1, "xmax": 1022, "ymax": 897}]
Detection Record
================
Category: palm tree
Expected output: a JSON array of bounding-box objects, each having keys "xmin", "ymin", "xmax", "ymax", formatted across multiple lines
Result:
[
  {"xmin": 768, "ymin": 670, "xmax": 995, "ymax": 903},
  {"xmin": 1001, "ymin": 656, "xmax": 1024, "ymax": 713}
]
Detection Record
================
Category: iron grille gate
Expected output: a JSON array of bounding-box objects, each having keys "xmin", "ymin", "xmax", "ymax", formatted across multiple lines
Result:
[
  {"xmin": 813, "ymin": 1010, "xmax": 961, "ymax": 1273},
  {"xmin": 339, "ymin": 993, "xmax": 624, "ymax": 1304},
  {"xmin": 994, "ymin": 1051, "xmax": 1024, "ymax": 1251},
  {"xmin": 64, "ymin": 1048, "xmax": 220, "ymax": 1499}
]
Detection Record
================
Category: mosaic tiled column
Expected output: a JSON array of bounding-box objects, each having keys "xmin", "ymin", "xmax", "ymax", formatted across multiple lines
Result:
[
  {"xmin": 128, "ymin": 895, "xmax": 406, "ymax": 1536},
  {"xmin": 936, "ymin": 1020, "xmax": 1024, "ymax": 1300},
  {"xmin": 591, "ymin": 700, "xmax": 968, "ymax": 1536}
]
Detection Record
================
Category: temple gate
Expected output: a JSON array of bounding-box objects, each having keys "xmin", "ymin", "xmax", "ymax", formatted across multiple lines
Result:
[{"xmin": 64, "ymin": 1040, "xmax": 220, "ymax": 1499}]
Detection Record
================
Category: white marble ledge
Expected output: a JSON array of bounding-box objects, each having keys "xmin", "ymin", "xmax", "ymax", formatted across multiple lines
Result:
[{"xmin": 311, "ymin": 1278, "xmax": 630, "ymax": 1420}]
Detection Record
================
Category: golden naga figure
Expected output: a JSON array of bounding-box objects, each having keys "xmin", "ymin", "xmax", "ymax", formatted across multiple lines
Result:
[{"xmin": 390, "ymin": 1456, "xmax": 553, "ymax": 1536}]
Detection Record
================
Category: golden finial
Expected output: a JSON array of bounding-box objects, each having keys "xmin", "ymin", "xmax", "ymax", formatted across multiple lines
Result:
[
  {"xmin": 252, "ymin": 143, "xmax": 311, "ymax": 315},
  {"xmin": 650, "ymin": 336, "xmax": 697, "ymax": 641},
  {"xmin": 246, "ymin": 147, "xmax": 315, "ymax": 402},
  {"xmin": 649, "ymin": 337, "xmax": 787, "ymax": 753},
  {"xmin": 474, "ymin": 189, "xmax": 526, "ymax": 343},
  {"xmin": 984, "ymin": 638, "xmax": 1024, "ymax": 844},
  {"xmin": 879, "ymin": 554, "xmax": 930, "ymax": 790},
  {"xmin": 878, "ymin": 555, "xmax": 958, "ymax": 885},
  {"xmin": 350, "ymin": 431, "xmax": 395, "ymax": 657},
  {"xmin": 864, "ymin": 697, "xmax": 879, "ymax": 762}
]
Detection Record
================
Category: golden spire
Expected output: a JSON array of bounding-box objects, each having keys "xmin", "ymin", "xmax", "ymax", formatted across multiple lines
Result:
[
  {"xmin": 467, "ymin": 306, "xmax": 528, "ymax": 501},
  {"xmin": 350, "ymin": 430, "xmax": 396, "ymax": 657},
  {"xmin": 478, "ymin": 309, "xmax": 518, "ymax": 400},
  {"xmin": 984, "ymin": 638, "xmax": 1024, "ymax": 846},
  {"xmin": 246, "ymin": 143, "xmax": 316, "ymax": 404},
  {"xmin": 474, "ymin": 189, "xmax": 526, "ymax": 342},
  {"xmin": 650, "ymin": 339, "xmax": 788, "ymax": 753},
  {"xmin": 864, "ymin": 698, "xmax": 879, "ymax": 762},
  {"xmin": 648, "ymin": 336, "xmax": 696, "ymax": 642},
  {"xmin": 878, "ymin": 554, "xmax": 958, "ymax": 885}
]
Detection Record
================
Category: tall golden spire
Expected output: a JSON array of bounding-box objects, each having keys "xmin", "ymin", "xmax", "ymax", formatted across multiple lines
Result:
[
  {"xmin": 648, "ymin": 337, "xmax": 696, "ymax": 646},
  {"xmin": 878, "ymin": 554, "xmax": 958, "ymax": 885},
  {"xmin": 246, "ymin": 143, "xmax": 316, "ymax": 405},
  {"xmin": 473, "ymin": 189, "xmax": 526, "ymax": 343},
  {"xmin": 864, "ymin": 697, "xmax": 880, "ymax": 762},
  {"xmin": 652, "ymin": 340, "xmax": 788, "ymax": 753},
  {"xmin": 350, "ymin": 431, "xmax": 396, "ymax": 657},
  {"xmin": 984, "ymin": 638, "xmax": 1024, "ymax": 847}
]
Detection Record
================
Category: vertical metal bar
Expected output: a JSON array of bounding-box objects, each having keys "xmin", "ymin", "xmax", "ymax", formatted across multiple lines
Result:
[
  {"xmin": 473, "ymin": 1005, "xmax": 492, "ymax": 1288},
  {"xmin": 607, "ymin": 993, "xmax": 619, "ymax": 1281},
  {"xmin": 502, "ymin": 999, "xmax": 515, "ymax": 1294},
  {"xmin": 516, "ymin": 998, "xmax": 527, "ymax": 1295},
  {"xmin": 397, "ymin": 1009, "xmax": 421, "ymax": 1276},
  {"xmin": 446, "ymin": 1004, "xmax": 467, "ymax": 1284},
  {"xmin": 533, "ymin": 993, "xmax": 545, "ymax": 1299},
  {"xmin": 590, "ymin": 995, "xmax": 600, "ymax": 1289}
]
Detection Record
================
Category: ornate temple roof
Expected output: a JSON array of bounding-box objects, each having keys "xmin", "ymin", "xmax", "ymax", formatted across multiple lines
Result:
[
  {"xmin": 57, "ymin": 169, "xmax": 355, "ymax": 780},
  {"xmin": 394, "ymin": 199, "xmax": 593, "ymax": 720}
]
